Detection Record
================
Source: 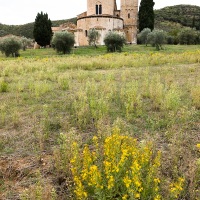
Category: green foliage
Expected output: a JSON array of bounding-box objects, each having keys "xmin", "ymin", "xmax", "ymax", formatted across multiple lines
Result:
[
  {"xmin": 137, "ymin": 28, "xmax": 151, "ymax": 45},
  {"xmin": 104, "ymin": 32, "xmax": 126, "ymax": 52},
  {"xmin": 70, "ymin": 132, "xmax": 186, "ymax": 200},
  {"xmin": 88, "ymin": 29, "xmax": 100, "ymax": 48},
  {"xmin": 21, "ymin": 36, "xmax": 32, "ymax": 51},
  {"xmin": 51, "ymin": 18, "xmax": 77, "ymax": 27},
  {"xmin": 139, "ymin": 0, "xmax": 155, "ymax": 32},
  {"xmin": 0, "ymin": 18, "xmax": 76, "ymax": 39},
  {"xmin": 33, "ymin": 12, "xmax": 53, "ymax": 47},
  {"xmin": 0, "ymin": 79, "xmax": 9, "ymax": 92},
  {"xmin": 70, "ymin": 133, "xmax": 163, "ymax": 200},
  {"xmin": 147, "ymin": 29, "xmax": 166, "ymax": 50},
  {"xmin": 51, "ymin": 31, "xmax": 75, "ymax": 54},
  {"xmin": 178, "ymin": 28, "xmax": 199, "ymax": 45},
  {"xmin": 155, "ymin": 5, "xmax": 200, "ymax": 31},
  {"xmin": 0, "ymin": 36, "xmax": 22, "ymax": 57}
]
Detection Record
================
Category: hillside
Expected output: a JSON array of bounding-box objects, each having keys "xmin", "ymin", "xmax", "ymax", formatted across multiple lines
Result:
[
  {"xmin": 155, "ymin": 4, "xmax": 200, "ymax": 32},
  {"xmin": 1, "ymin": 5, "xmax": 200, "ymax": 39},
  {"xmin": 0, "ymin": 18, "xmax": 77, "ymax": 39}
]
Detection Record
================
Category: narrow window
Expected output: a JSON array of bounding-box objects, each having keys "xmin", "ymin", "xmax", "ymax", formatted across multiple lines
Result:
[
  {"xmin": 128, "ymin": 13, "xmax": 130, "ymax": 18},
  {"xmin": 96, "ymin": 5, "xmax": 99, "ymax": 15},
  {"xmin": 85, "ymin": 30, "xmax": 88, "ymax": 37},
  {"xmin": 99, "ymin": 5, "xmax": 102, "ymax": 14}
]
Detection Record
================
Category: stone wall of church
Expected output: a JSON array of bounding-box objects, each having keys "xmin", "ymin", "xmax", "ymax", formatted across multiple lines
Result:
[{"xmin": 75, "ymin": 16, "xmax": 123, "ymax": 46}]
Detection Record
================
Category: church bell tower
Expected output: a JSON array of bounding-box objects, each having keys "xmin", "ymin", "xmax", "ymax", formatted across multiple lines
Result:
[{"xmin": 120, "ymin": 0, "xmax": 138, "ymax": 43}]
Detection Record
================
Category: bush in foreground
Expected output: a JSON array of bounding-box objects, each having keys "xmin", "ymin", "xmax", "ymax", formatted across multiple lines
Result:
[
  {"xmin": 0, "ymin": 36, "xmax": 22, "ymax": 57},
  {"xmin": 51, "ymin": 31, "xmax": 75, "ymax": 54},
  {"xmin": 104, "ymin": 32, "xmax": 126, "ymax": 52},
  {"xmin": 70, "ymin": 132, "xmax": 185, "ymax": 200}
]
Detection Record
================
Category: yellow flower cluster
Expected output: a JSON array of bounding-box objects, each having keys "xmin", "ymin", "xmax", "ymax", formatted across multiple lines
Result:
[
  {"xmin": 170, "ymin": 177, "xmax": 185, "ymax": 199},
  {"xmin": 70, "ymin": 134, "xmax": 162, "ymax": 199}
]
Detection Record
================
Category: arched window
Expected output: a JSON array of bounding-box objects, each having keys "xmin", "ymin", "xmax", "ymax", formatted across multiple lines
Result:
[
  {"xmin": 99, "ymin": 5, "xmax": 102, "ymax": 14},
  {"xmin": 95, "ymin": 4, "xmax": 102, "ymax": 15},
  {"xmin": 128, "ymin": 13, "xmax": 130, "ymax": 18},
  {"xmin": 96, "ymin": 5, "xmax": 99, "ymax": 15},
  {"xmin": 85, "ymin": 30, "xmax": 88, "ymax": 37}
]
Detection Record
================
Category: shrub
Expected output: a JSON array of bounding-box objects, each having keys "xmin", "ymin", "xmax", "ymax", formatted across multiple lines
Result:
[
  {"xmin": 137, "ymin": 28, "xmax": 151, "ymax": 45},
  {"xmin": 104, "ymin": 32, "xmax": 126, "ymax": 52},
  {"xmin": 88, "ymin": 29, "xmax": 100, "ymax": 48},
  {"xmin": 166, "ymin": 35, "xmax": 175, "ymax": 45},
  {"xmin": 0, "ymin": 79, "xmax": 8, "ymax": 92},
  {"xmin": 70, "ymin": 133, "xmax": 162, "ymax": 199},
  {"xmin": 178, "ymin": 28, "xmax": 198, "ymax": 45},
  {"xmin": 147, "ymin": 29, "xmax": 166, "ymax": 50},
  {"xmin": 51, "ymin": 31, "xmax": 75, "ymax": 54},
  {"xmin": 21, "ymin": 36, "xmax": 32, "ymax": 51},
  {"xmin": 0, "ymin": 36, "xmax": 22, "ymax": 57},
  {"xmin": 70, "ymin": 132, "xmax": 186, "ymax": 199}
]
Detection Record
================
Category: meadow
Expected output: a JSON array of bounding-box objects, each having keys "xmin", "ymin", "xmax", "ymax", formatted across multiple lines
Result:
[{"xmin": 0, "ymin": 45, "xmax": 200, "ymax": 199}]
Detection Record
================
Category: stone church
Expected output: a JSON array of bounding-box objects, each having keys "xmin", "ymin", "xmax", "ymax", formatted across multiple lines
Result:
[{"xmin": 52, "ymin": 0, "xmax": 138, "ymax": 46}]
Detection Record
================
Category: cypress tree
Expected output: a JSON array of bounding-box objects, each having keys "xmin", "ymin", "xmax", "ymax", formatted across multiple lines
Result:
[
  {"xmin": 33, "ymin": 12, "xmax": 52, "ymax": 47},
  {"xmin": 138, "ymin": 0, "xmax": 155, "ymax": 32}
]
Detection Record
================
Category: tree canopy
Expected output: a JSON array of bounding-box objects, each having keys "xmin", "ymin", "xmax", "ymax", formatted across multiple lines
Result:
[
  {"xmin": 33, "ymin": 12, "xmax": 53, "ymax": 47},
  {"xmin": 51, "ymin": 31, "xmax": 75, "ymax": 54},
  {"xmin": 139, "ymin": 0, "xmax": 155, "ymax": 32}
]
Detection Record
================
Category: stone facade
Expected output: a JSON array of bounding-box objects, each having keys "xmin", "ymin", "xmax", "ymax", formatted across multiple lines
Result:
[{"xmin": 52, "ymin": 0, "xmax": 138, "ymax": 46}]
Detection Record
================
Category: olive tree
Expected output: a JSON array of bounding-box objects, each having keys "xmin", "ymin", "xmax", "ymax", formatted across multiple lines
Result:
[
  {"xmin": 178, "ymin": 28, "xmax": 198, "ymax": 45},
  {"xmin": 137, "ymin": 28, "xmax": 151, "ymax": 45},
  {"xmin": 51, "ymin": 31, "xmax": 75, "ymax": 54},
  {"xmin": 104, "ymin": 32, "xmax": 126, "ymax": 52},
  {"xmin": 88, "ymin": 29, "xmax": 100, "ymax": 48},
  {"xmin": 147, "ymin": 29, "xmax": 166, "ymax": 50},
  {"xmin": 0, "ymin": 36, "xmax": 22, "ymax": 57},
  {"xmin": 21, "ymin": 37, "xmax": 32, "ymax": 51}
]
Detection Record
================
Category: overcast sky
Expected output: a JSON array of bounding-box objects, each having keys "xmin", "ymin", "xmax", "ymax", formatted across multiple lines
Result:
[{"xmin": 0, "ymin": 0, "xmax": 200, "ymax": 25}]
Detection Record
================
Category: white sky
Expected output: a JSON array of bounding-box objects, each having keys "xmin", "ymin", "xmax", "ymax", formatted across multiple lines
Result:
[{"xmin": 0, "ymin": 0, "xmax": 199, "ymax": 25}]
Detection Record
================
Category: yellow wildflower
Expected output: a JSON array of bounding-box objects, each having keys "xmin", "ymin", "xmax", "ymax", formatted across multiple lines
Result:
[
  {"xmin": 135, "ymin": 193, "xmax": 140, "ymax": 199},
  {"xmin": 107, "ymin": 175, "xmax": 114, "ymax": 189},
  {"xmin": 154, "ymin": 194, "xmax": 161, "ymax": 200},
  {"xmin": 123, "ymin": 175, "xmax": 132, "ymax": 188},
  {"xmin": 122, "ymin": 194, "xmax": 128, "ymax": 200},
  {"xmin": 154, "ymin": 178, "xmax": 160, "ymax": 184}
]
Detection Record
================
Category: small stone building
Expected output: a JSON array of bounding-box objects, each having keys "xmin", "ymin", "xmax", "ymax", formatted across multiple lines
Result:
[{"xmin": 52, "ymin": 0, "xmax": 138, "ymax": 46}]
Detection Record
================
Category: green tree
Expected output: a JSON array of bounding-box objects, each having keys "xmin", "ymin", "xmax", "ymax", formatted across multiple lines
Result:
[
  {"xmin": 21, "ymin": 37, "xmax": 32, "ymax": 51},
  {"xmin": 137, "ymin": 28, "xmax": 151, "ymax": 45},
  {"xmin": 178, "ymin": 28, "xmax": 198, "ymax": 45},
  {"xmin": 51, "ymin": 31, "xmax": 75, "ymax": 54},
  {"xmin": 104, "ymin": 32, "xmax": 126, "ymax": 52},
  {"xmin": 88, "ymin": 29, "xmax": 100, "ymax": 48},
  {"xmin": 147, "ymin": 29, "xmax": 166, "ymax": 50},
  {"xmin": 139, "ymin": 0, "xmax": 155, "ymax": 32},
  {"xmin": 0, "ymin": 36, "xmax": 22, "ymax": 57},
  {"xmin": 33, "ymin": 12, "xmax": 52, "ymax": 47}
]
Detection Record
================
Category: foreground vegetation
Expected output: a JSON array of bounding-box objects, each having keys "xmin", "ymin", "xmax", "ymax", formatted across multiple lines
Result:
[{"xmin": 0, "ymin": 45, "xmax": 200, "ymax": 199}]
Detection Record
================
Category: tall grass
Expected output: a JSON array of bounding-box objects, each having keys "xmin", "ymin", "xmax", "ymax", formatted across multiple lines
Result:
[{"xmin": 0, "ymin": 47, "xmax": 199, "ymax": 199}]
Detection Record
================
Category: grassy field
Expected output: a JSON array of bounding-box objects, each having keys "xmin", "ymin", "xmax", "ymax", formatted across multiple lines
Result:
[{"xmin": 0, "ymin": 45, "xmax": 200, "ymax": 199}]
